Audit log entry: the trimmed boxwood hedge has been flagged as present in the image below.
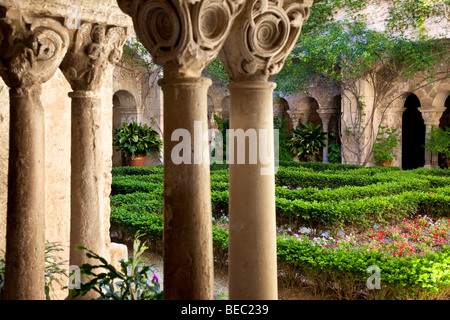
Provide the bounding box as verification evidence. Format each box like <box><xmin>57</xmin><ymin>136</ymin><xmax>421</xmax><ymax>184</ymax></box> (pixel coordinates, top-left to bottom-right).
<box><xmin>110</xmin><ymin>161</ymin><xmax>450</xmax><ymax>299</ymax></box>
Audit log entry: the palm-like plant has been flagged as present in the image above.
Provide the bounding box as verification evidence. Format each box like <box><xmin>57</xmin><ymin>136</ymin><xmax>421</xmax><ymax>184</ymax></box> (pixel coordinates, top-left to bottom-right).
<box><xmin>289</xmin><ymin>122</ymin><xmax>326</xmax><ymax>162</ymax></box>
<box><xmin>113</xmin><ymin>121</ymin><xmax>162</xmax><ymax>159</ymax></box>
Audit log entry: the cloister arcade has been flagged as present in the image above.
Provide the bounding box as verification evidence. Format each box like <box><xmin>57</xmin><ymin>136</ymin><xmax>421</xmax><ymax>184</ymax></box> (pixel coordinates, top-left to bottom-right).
<box><xmin>0</xmin><ymin>0</ymin><xmax>448</xmax><ymax>302</ymax></box>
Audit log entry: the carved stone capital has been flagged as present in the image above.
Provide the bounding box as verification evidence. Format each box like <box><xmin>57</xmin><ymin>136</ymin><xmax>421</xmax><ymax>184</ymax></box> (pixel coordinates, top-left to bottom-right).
<box><xmin>317</xmin><ymin>107</ymin><xmax>338</xmax><ymax>119</ymax></box>
<box><xmin>60</xmin><ymin>23</ymin><xmax>129</xmax><ymax>91</ymax></box>
<box><xmin>0</xmin><ymin>12</ymin><xmax>69</xmax><ymax>95</ymax></box>
<box><xmin>117</xmin><ymin>0</ymin><xmax>245</xmax><ymax>79</ymax></box>
<box><xmin>418</xmin><ymin>106</ymin><xmax>446</xmax><ymax>127</ymax></box>
<box><xmin>219</xmin><ymin>0</ymin><xmax>313</xmax><ymax>82</ymax></box>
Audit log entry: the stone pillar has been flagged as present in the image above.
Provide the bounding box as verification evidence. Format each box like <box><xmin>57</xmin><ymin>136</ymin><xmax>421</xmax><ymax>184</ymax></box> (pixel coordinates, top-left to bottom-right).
<box><xmin>117</xmin><ymin>0</ymin><xmax>244</xmax><ymax>300</ymax></box>
<box><xmin>419</xmin><ymin>106</ymin><xmax>446</xmax><ymax>169</ymax></box>
<box><xmin>0</xmin><ymin>15</ymin><xmax>69</xmax><ymax>300</ymax></box>
<box><xmin>388</xmin><ymin>105</ymin><xmax>406</xmax><ymax>168</ymax></box>
<box><xmin>159</xmin><ymin>77</ymin><xmax>214</xmax><ymax>300</ymax></box>
<box><xmin>227</xmin><ymin>80</ymin><xmax>278</xmax><ymax>299</ymax></box>
<box><xmin>60</xmin><ymin>23</ymin><xmax>128</xmax><ymax>299</ymax></box>
<box><xmin>220</xmin><ymin>0</ymin><xmax>312</xmax><ymax>300</ymax></box>
<box><xmin>317</xmin><ymin>109</ymin><xmax>337</xmax><ymax>163</ymax></box>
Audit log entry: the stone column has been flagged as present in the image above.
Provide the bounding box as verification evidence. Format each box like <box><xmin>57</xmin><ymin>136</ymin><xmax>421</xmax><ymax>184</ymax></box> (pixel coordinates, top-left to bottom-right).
<box><xmin>0</xmin><ymin>16</ymin><xmax>69</xmax><ymax>300</ymax></box>
<box><xmin>117</xmin><ymin>0</ymin><xmax>244</xmax><ymax>300</ymax></box>
<box><xmin>419</xmin><ymin>106</ymin><xmax>446</xmax><ymax>169</ymax></box>
<box><xmin>60</xmin><ymin>23</ymin><xmax>128</xmax><ymax>299</ymax></box>
<box><xmin>388</xmin><ymin>105</ymin><xmax>406</xmax><ymax>168</ymax></box>
<box><xmin>159</xmin><ymin>77</ymin><xmax>214</xmax><ymax>300</ymax></box>
<box><xmin>220</xmin><ymin>0</ymin><xmax>312</xmax><ymax>300</ymax></box>
<box><xmin>317</xmin><ymin>109</ymin><xmax>337</xmax><ymax>163</ymax></box>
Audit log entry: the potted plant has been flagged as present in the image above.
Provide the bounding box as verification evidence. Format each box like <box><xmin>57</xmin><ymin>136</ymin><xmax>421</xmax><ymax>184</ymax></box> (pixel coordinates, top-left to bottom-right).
<box><xmin>425</xmin><ymin>126</ymin><xmax>450</xmax><ymax>168</ymax></box>
<box><xmin>288</xmin><ymin>122</ymin><xmax>326</xmax><ymax>162</ymax></box>
<box><xmin>113</xmin><ymin>121</ymin><xmax>162</xmax><ymax>167</ymax></box>
<box><xmin>372</xmin><ymin>125</ymin><xmax>399</xmax><ymax>166</ymax></box>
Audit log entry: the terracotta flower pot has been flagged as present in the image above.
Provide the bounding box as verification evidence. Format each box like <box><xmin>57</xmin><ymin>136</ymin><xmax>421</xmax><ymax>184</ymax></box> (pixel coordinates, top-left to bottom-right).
<box><xmin>130</xmin><ymin>156</ymin><xmax>147</xmax><ymax>167</ymax></box>
<box><xmin>381</xmin><ymin>160</ymin><xmax>392</xmax><ymax>167</ymax></box>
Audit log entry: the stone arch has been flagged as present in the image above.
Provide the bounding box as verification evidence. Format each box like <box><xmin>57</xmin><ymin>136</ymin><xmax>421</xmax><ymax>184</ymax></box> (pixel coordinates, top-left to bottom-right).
<box><xmin>402</xmin><ymin>93</ymin><xmax>425</xmax><ymax>170</ymax></box>
<box><xmin>274</xmin><ymin>97</ymin><xmax>291</xmax><ymax>132</ymax></box>
<box><xmin>430</xmin><ymin>89</ymin><xmax>450</xmax><ymax>128</ymax></box>
<box><xmin>112</xmin><ymin>90</ymin><xmax>138</xmax><ymax>167</ymax></box>
<box><xmin>113</xmin><ymin>89</ymin><xmax>139</xmax><ymax>125</ymax></box>
<box><xmin>297</xmin><ymin>96</ymin><xmax>321</xmax><ymax>127</ymax></box>
<box><xmin>328</xmin><ymin>94</ymin><xmax>341</xmax><ymax>133</ymax></box>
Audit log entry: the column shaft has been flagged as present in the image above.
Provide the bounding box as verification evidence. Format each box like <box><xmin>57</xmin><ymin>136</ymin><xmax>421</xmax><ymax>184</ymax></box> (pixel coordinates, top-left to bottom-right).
<box><xmin>69</xmin><ymin>91</ymin><xmax>105</xmax><ymax>299</ymax></box>
<box><xmin>228</xmin><ymin>81</ymin><xmax>278</xmax><ymax>300</ymax></box>
<box><xmin>3</xmin><ymin>88</ymin><xmax>45</xmax><ymax>300</ymax></box>
<box><xmin>424</xmin><ymin>125</ymin><xmax>432</xmax><ymax>169</ymax></box>
<box><xmin>159</xmin><ymin>77</ymin><xmax>214</xmax><ymax>300</ymax></box>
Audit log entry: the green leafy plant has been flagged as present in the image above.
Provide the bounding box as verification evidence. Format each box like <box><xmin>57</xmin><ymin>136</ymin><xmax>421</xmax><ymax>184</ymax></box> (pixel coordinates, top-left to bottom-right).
<box><xmin>44</xmin><ymin>241</ymin><xmax>69</xmax><ymax>300</ymax></box>
<box><xmin>289</xmin><ymin>122</ymin><xmax>326</xmax><ymax>162</ymax></box>
<box><xmin>425</xmin><ymin>126</ymin><xmax>450</xmax><ymax>162</ymax></box>
<box><xmin>274</xmin><ymin>115</ymin><xmax>294</xmax><ymax>162</ymax></box>
<box><xmin>113</xmin><ymin>121</ymin><xmax>162</xmax><ymax>160</ymax></box>
<box><xmin>327</xmin><ymin>130</ymin><xmax>342</xmax><ymax>164</ymax></box>
<box><xmin>68</xmin><ymin>235</ymin><xmax>163</xmax><ymax>300</ymax></box>
<box><xmin>372</xmin><ymin>125</ymin><xmax>399</xmax><ymax>165</ymax></box>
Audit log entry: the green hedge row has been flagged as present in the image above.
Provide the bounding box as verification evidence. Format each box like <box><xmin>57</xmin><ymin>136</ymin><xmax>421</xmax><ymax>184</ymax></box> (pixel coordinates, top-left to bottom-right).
<box><xmin>275</xmin><ymin>187</ymin><xmax>450</xmax><ymax>230</ymax></box>
<box><xmin>110</xmin><ymin>163</ymin><xmax>450</xmax><ymax>298</ymax></box>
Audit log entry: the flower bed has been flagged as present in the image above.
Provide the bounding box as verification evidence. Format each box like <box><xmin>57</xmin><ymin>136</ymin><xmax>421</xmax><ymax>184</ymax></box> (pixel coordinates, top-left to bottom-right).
<box><xmin>277</xmin><ymin>214</ymin><xmax>450</xmax><ymax>299</ymax></box>
<box><xmin>110</xmin><ymin>161</ymin><xmax>450</xmax><ymax>299</ymax></box>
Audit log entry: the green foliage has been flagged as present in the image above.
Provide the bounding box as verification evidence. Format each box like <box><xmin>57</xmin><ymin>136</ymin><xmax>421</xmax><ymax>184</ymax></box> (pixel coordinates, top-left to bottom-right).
<box><xmin>289</xmin><ymin>122</ymin><xmax>326</xmax><ymax>161</ymax></box>
<box><xmin>327</xmin><ymin>130</ymin><xmax>342</xmax><ymax>164</ymax></box>
<box><xmin>275</xmin><ymin>18</ymin><xmax>448</xmax><ymax>96</ymax></box>
<box><xmin>44</xmin><ymin>241</ymin><xmax>69</xmax><ymax>300</ymax></box>
<box><xmin>425</xmin><ymin>126</ymin><xmax>450</xmax><ymax>160</ymax></box>
<box><xmin>120</xmin><ymin>36</ymin><xmax>157</xmax><ymax>71</ymax></box>
<box><xmin>204</xmin><ymin>57</ymin><xmax>229</xmax><ymax>86</ymax></box>
<box><xmin>274</xmin><ymin>115</ymin><xmax>294</xmax><ymax>162</ymax></box>
<box><xmin>113</xmin><ymin>121</ymin><xmax>162</xmax><ymax>159</ymax></box>
<box><xmin>68</xmin><ymin>236</ymin><xmax>163</xmax><ymax>300</ymax></box>
<box><xmin>372</xmin><ymin>125</ymin><xmax>400</xmax><ymax>164</ymax></box>
<box><xmin>110</xmin><ymin>162</ymin><xmax>450</xmax><ymax>299</ymax></box>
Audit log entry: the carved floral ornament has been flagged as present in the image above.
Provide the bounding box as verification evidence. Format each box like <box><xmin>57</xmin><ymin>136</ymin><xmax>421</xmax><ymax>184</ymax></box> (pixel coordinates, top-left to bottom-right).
<box><xmin>118</xmin><ymin>0</ymin><xmax>245</xmax><ymax>78</ymax></box>
<box><xmin>0</xmin><ymin>16</ymin><xmax>69</xmax><ymax>93</ymax></box>
<box><xmin>61</xmin><ymin>23</ymin><xmax>128</xmax><ymax>91</ymax></box>
<box><xmin>220</xmin><ymin>0</ymin><xmax>313</xmax><ymax>82</ymax></box>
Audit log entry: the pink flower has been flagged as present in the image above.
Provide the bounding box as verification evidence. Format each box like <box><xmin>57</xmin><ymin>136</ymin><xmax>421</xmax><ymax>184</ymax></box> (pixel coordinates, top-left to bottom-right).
<box><xmin>359</xmin><ymin>59</ymin><xmax>363</xmax><ymax>63</ymax></box>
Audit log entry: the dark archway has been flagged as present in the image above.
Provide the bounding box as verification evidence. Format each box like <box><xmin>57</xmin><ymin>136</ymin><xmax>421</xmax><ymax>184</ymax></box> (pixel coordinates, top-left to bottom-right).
<box><xmin>308</xmin><ymin>98</ymin><xmax>321</xmax><ymax>127</ymax></box>
<box><xmin>439</xmin><ymin>95</ymin><xmax>450</xmax><ymax>128</ymax></box>
<box><xmin>402</xmin><ymin>94</ymin><xmax>425</xmax><ymax>170</ymax></box>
